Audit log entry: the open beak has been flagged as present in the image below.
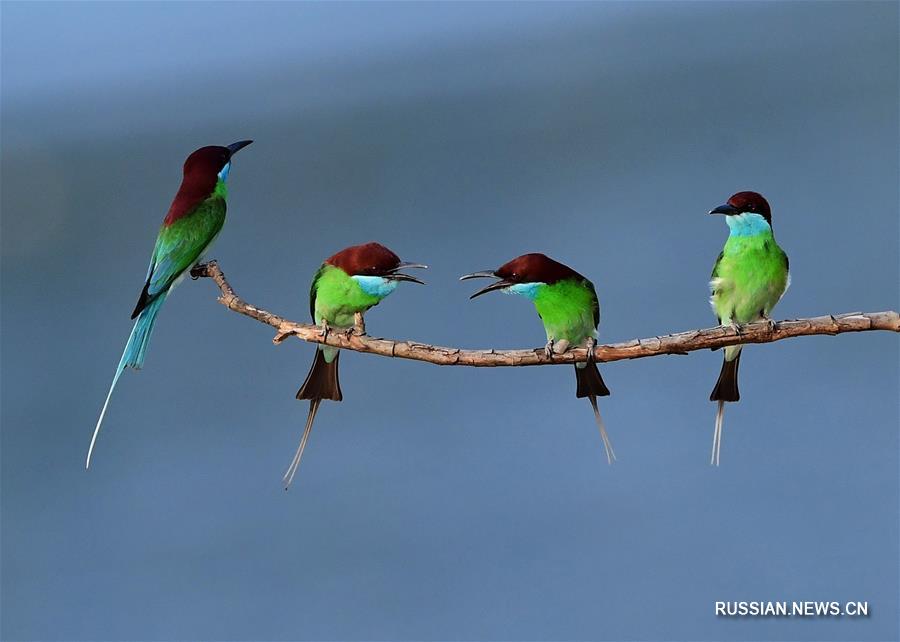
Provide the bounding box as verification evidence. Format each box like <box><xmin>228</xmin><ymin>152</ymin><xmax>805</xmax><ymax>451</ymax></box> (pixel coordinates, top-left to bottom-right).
<box><xmin>226</xmin><ymin>140</ymin><xmax>254</xmax><ymax>157</ymax></box>
<box><xmin>459</xmin><ymin>270</ymin><xmax>510</xmax><ymax>299</ymax></box>
<box><xmin>709</xmin><ymin>203</ymin><xmax>739</xmax><ymax>216</ymax></box>
<box><xmin>387</xmin><ymin>261</ymin><xmax>427</xmax><ymax>285</ymax></box>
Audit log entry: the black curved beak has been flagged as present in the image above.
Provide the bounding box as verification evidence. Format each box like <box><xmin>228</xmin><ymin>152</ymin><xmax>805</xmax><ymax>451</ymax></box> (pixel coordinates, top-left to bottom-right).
<box><xmin>459</xmin><ymin>270</ymin><xmax>510</xmax><ymax>299</ymax></box>
<box><xmin>709</xmin><ymin>203</ymin><xmax>739</xmax><ymax>216</ymax></box>
<box><xmin>396</xmin><ymin>262</ymin><xmax>428</xmax><ymax>271</ymax></box>
<box><xmin>226</xmin><ymin>140</ymin><xmax>253</xmax><ymax>157</ymax></box>
<box><xmin>387</xmin><ymin>261</ymin><xmax>427</xmax><ymax>285</ymax></box>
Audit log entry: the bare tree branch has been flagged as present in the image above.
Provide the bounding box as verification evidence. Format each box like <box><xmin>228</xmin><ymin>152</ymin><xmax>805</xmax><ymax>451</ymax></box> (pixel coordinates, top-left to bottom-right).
<box><xmin>192</xmin><ymin>261</ymin><xmax>899</xmax><ymax>367</ymax></box>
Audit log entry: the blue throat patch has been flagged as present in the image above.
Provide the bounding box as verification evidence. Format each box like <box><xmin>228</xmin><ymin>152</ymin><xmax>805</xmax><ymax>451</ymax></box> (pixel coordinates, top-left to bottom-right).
<box><xmin>352</xmin><ymin>275</ymin><xmax>398</xmax><ymax>298</ymax></box>
<box><xmin>217</xmin><ymin>161</ymin><xmax>232</xmax><ymax>182</ymax></box>
<box><xmin>726</xmin><ymin>212</ymin><xmax>771</xmax><ymax>237</ymax></box>
<box><xmin>504</xmin><ymin>282</ymin><xmax>544</xmax><ymax>300</ymax></box>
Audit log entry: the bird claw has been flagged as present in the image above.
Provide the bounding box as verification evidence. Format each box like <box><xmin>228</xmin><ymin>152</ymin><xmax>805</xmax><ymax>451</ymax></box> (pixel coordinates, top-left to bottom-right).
<box><xmin>343</xmin><ymin>324</ymin><xmax>366</xmax><ymax>338</ymax></box>
<box><xmin>585</xmin><ymin>337</ymin><xmax>597</xmax><ymax>364</ymax></box>
<box><xmin>190</xmin><ymin>262</ymin><xmax>210</xmax><ymax>280</ymax></box>
<box><xmin>730</xmin><ymin>322</ymin><xmax>743</xmax><ymax>338</ymax></box>
<box><xmin>319</xmin><ymin>321</ymin><xmax>331</xmax><ymax>339</ymax></box>
<box><xmin>352</xmin><ymin>312</ymin><xmax>367</xmax><ymax>337</ymax></box>
<box><xmin>544</xmin><ymin>339</ymin><xmax>554</xmax><ymax>360</ymax></box>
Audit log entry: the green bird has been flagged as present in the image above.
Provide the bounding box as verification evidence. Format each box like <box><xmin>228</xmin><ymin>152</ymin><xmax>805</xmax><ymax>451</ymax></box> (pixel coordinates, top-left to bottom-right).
<box><xmin>284</xmin><ymin>242</ymin><xmax>427</xmax><ymax>489</ymax></box>
<box><xmin>88</xmin><ymin>140</ymin><xmax>253</xmax><ymax>468</ymax></box>
<box><xmin>461</xmin><ymin>253</ymin><xmax>615</xmax><ymax>463</ymax></box>
<box><xmin>708</xmin><ymin>191</ymin><xmax>790</xmax><ymax>465</ymax></box>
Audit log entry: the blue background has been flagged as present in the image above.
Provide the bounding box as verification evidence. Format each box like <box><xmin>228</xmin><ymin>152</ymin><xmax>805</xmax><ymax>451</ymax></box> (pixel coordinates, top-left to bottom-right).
<box><xmin>2</xmin><ymin>2</ymin><xmax>898</xmax><ymax>640</ymax></box>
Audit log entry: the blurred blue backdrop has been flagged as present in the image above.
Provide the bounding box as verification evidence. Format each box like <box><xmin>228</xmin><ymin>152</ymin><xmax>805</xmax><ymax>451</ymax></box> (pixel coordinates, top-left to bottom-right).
<box><xmin>2</xmin><ymin>2</ymin><xmax>897</xmax><ymax>640</ymax></box>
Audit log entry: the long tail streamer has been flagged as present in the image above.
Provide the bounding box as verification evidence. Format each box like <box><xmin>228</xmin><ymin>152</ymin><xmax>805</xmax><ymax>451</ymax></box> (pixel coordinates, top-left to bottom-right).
<box><xmin>86</xmin><ymin>337</ymin><xmax>132</xmax><ymax>469</ymax></box>
<box><xmin>588</xmin><ymin>395</ymin><xmax>616</xmax><ymax>464</ymax></box>
<box><xmin>711</xmin><ymin>400</ymin><xmax>725</xmax><ymax>466</ymax></box>
<box><xmin>282</xmin><ymin>399</ymin><xmax>321</xmax><ymax>490</ymax></box>
<box><xmin>86</xmin><ymin>294</ymin><xmax>166</xmax><ymax>469</ymax></box>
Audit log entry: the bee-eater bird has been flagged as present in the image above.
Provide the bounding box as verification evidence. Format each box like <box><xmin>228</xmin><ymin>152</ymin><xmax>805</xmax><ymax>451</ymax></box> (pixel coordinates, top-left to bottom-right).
<box><xmin>87</xmin><ymin>140</ymin><xmax>253</xmax><ymax>469</ymax></box>
<box><xmin>708</xmin><ymin>191</ymin><xmax>790</xmax><ymax>465</ymax></box>
<box><xmin>284</xmin><ymin>242</ymin><xmax>427</xmax><ymax>489</ymax></box>
<box><xmin>460</xmin><ymin>253</ymin><xmax>615</xmax><ymax>463</ymax></box>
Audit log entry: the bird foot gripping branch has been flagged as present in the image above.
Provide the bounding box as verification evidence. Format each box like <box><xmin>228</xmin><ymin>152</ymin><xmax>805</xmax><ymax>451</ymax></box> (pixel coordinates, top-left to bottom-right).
<box><xmin>543</xmin><ymin>339</ymin><xmax>556</xmax><ymax>360</ymax></box>
<box><xmin>190</xmin><ymin>263</ymin><xmax>212</xmax><ymax>280</ymax></box>
<box><xmin>352</xmin><ymin>312</ymin><xmax>367</xmax><ymax>337</ymax></box>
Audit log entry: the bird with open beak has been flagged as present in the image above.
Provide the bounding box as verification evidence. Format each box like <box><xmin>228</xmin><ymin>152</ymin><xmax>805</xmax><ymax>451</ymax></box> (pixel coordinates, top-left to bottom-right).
<box><xmin>461</xmin><ymin>253</ymin><xmax>615</xmax><ymax>464</ymax></box>
<box><xmin>284</xmin><ymin>242</ymin><xmax>427</xmax><ymax>489</ymax></box>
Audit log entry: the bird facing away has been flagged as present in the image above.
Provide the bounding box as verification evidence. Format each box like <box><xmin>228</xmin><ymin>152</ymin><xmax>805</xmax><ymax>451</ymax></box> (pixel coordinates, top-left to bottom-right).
<box><xmin>708</xmin><ymin>191</ymin><xmax>790</xmax><ymax>465</ymax></box>
<box><xmin>461</xmin><ymin>253</ymin><xmax>615</xmax><ymax>463</ymax></box>
<box><xmin>87</xmin><ymin>140</ymin><xmax>253</xmax><ymax>468</ymax></box>
<box><xmin>284</xmin><ymin>242</ymin><xmax>427</xmax><ymax>489</ymax></box>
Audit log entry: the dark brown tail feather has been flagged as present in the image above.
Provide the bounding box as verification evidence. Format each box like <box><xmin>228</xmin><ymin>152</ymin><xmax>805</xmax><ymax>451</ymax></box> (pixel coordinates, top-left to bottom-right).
<box><xmin>575</xmin><ymin>363</ymin><xmax>610</xmax><ymax>398</ymax></box>
<box><xmin>296</xmin><ymin>350</ymin><xmax>343</xmax><ymax>401</ymax></box>
<box><xmin>710</xmin><ymin>352</ymin><xmax>741</xmax><ymax>402</ymax></box>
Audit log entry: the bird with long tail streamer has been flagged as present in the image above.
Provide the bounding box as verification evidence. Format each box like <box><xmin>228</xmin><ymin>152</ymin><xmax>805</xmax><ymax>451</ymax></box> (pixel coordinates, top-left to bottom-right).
<box><xmin>708</xmin><ymin>191</ymin><xmax>789</xmax><ymax>465</ymax></box>
<box><xmin>87</xmin><ymin>141</ymin><xmax>253</xmax><ymax>468</ymax></box>
<box><xmin>285</xmin><ymin>242</ymin><xmax>427</xmax><ymax>489</ymax></box>
<box><xmin>461</xmin><ymin>253</ymin><xmax>615</xmax><ymax>464</ymax></box>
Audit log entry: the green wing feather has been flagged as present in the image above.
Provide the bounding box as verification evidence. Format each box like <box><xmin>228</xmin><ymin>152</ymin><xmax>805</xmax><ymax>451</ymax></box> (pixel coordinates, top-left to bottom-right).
<box><xmin>710</xmin><ymin>250</ymin><xmax>725</xmax><ymax>324</ymax></box>
<box><xmin>132</xmin><ymin>196</ymin><xmax>226</xmax><ymax>318</ymax></box>
<box><xmin>584</xmin><ymin>278</ymin><xmax>600</xmax><ymax>328</ymax></box>
<box><xmin>710</xmin><ymin>250</ymin><xmax>724</xmax><ymax>280</ymax></box>
<box><xmin>308</xmin><ymin>264</ymin><xmax>327</xmax><ymax>321</ymax></box>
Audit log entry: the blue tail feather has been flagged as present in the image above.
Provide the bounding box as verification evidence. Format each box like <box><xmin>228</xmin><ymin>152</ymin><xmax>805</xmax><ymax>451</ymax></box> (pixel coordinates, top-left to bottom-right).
<box><xmin>86</xmin><ymin>293</ymin><xmax>167</xmax><ymax>468</ymax></box>
<box><xmin>123</xmin><ymin>293</ymin><xmax>166</xmax><ymax>369</ymax></box>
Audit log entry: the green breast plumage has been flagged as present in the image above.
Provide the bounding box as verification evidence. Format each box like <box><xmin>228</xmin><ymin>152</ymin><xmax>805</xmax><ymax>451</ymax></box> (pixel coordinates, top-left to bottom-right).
<box><xmin>310</xmin><ymin>265</ymin><xmax>389</xmax><ymax>327</ymax></box>
<box><xmin>531</xmin><ymin>278</ymin><xmax>599</xmax><ymax>345</ymax></box>
<box><xmin>710</xmin><ymin>227</ymin><xmax>789</xmax><ymax>325</ymax></box>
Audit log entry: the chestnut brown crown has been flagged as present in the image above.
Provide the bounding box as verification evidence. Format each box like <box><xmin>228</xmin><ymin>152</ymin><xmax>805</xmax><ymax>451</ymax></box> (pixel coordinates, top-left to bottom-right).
<box><xmin>325</xmin><ymin>242</ymin><xmax>405</xmax><ymax>276</ymax></box>
<box><xmin>494</xmin><ymin>253</ymin><xmax>585</xmax><ymax>285</ymax></box>
<box><xmin>709</xmin><ymin>191</ymin><xmax>773</xmax><ymax>225</ymax></box>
